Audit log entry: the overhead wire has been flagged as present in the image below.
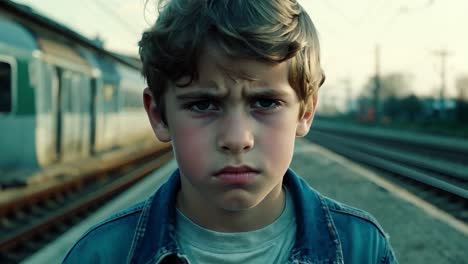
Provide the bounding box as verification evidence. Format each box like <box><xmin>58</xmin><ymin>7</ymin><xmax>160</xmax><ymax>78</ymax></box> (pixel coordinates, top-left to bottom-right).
<box><xmin>90</xmin><ymin>0</ymin><xmax>141</xmax><ymax>36</ymax></box>
<box><xmin>320</xmin><ymin>0</ymin><xmax>358</xmax><ymax>27</ymax></box>
<box><xmin>354</xmin><ymin>0</ymin><xmax>386</xmax><ymax>28</ymax></box>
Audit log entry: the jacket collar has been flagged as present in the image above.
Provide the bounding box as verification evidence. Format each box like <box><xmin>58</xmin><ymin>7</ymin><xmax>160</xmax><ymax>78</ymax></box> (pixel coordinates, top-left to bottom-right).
<box><xmin>128</xmin><ymin>168</ymin><xmax>343</xmax><ymax>264</ymax></box>
<box><xmin>284</xmin><ymin>168</ymin><xmax>344</xmax><ymax>263</ymax></box>
<box><xmin>127</xmin><ymin>170</ymin><xmax>182</xmax><ymax>264</ymax></box>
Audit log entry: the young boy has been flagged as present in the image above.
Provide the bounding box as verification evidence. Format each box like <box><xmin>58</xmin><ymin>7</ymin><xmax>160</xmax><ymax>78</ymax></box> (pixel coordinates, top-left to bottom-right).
<box><xmin>64</xmin><ymin>0</ymin><xmax>398</xmax><ymax>263</ymax></box>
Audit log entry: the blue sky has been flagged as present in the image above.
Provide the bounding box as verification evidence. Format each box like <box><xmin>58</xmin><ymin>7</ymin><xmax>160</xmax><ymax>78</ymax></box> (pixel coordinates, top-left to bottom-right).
<box><xmin>13</xmin><ymin>0</ymin><xmax>468</xmax><ymax>110</ymax></box>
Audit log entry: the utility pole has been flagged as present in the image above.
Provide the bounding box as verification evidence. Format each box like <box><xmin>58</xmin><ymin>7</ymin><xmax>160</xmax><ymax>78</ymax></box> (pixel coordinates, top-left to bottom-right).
<box><xmin>342</xmin><ymin>78</ymin><xmax>352</xmax><ymax>114</ymax></box>
<box><xmin>374</xmin><ymin>44</ymin><xmax>381</xmax><ymax>124</ymax></box>
<box><xmin>433</xmin><ymin>49</ymin><xmax>450</xmax><ymax>119</ymax></box>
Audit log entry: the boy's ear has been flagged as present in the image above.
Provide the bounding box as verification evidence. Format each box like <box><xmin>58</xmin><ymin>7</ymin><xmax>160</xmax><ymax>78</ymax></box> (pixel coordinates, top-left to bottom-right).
<box><xmin>296</xmin><ymin>96</ymin><xmax>318</xmax><ymax>137</ymax></box>
<box><xmin>143</xmin><ymin>88</ymin><xmax>171</xmax><ymax>142</ymax></box>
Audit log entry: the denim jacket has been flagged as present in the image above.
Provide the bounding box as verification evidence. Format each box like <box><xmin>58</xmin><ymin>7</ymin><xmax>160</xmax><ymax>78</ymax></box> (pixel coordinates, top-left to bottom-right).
<box><xmin>63</xmin><ymin>168</ymin><xmax>398</xmax><ymax>264</ymax></box>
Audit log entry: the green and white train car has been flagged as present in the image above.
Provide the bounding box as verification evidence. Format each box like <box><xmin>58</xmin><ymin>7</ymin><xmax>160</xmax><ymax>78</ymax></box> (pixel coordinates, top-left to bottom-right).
<box><xmin>0</xmin><ymin>1</ymin><xmax>155</xmax><ymax>174</ymax></box>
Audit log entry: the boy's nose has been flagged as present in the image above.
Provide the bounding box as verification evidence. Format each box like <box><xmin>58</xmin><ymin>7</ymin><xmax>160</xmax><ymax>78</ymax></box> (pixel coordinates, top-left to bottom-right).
<box><xmin>217</xmin><ymin>111</ymin><xmax>254</xmax><ymax>154</ymax></box>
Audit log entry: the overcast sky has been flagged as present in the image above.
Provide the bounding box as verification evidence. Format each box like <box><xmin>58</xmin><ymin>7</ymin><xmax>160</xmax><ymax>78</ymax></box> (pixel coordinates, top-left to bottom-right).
<box><xmin>12</xmin><ymin>0</ymin><xmax>468</xmax><ymax>108</ymax></box>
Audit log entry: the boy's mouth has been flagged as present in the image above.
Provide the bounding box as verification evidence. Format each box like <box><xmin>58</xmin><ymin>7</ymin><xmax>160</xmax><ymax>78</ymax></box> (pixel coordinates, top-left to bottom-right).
<box><xmin>213</xmin><ymin>165</ymin><xmax>260</xmax><ymax>184</ymax></box>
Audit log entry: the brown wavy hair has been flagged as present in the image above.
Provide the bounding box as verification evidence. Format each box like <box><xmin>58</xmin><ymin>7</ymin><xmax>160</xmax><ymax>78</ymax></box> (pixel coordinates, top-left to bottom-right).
<box><xmin>139</xmin><ymin>0</ymin><xmax>325</xmax><ymax>124</ymax></box>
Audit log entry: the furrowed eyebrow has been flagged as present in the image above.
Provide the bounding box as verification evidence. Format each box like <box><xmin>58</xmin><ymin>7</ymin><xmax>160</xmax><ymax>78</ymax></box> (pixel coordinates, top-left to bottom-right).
<box><xmin>246</xmin><ymin>89</ymin><xmax>290</xmax><ymax>98</ymax></box>
<box><xmin>175</xmin><ymin>91</ymin><xmax>227</xmax><ymax>100</ymax></box>
<box><xmin>176</xmin><ymin>89</ymin><xmax>289</xmax><ymax>100</ymax></box>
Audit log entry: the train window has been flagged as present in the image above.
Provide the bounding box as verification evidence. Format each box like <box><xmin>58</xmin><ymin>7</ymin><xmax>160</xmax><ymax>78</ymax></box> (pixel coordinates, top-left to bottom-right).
<box><xmin>0</xmin><ymin>61</ymin><xmax>12</xmax><ymax>113</ymax></box>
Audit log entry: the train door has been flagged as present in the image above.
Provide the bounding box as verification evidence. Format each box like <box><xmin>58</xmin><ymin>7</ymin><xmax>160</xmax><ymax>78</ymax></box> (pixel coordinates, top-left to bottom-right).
<box><xmin>37</xmin><ymin>37</ymin><xmax>93</xmax><ymax>162</ymax></box>
<box><xmin>89</xmin><ymin>78</ymin><xmax>97</xmax><ymax>154</ymax></box>
<box><xmin>101</xmin><ymin>82</ymin><xmax>118</xmax><ymax>150</ymax></box>
<box><xmin>0</xmin><ymin>59</ymin><xmax>12</xmax><ymax>114</ymax></box>
<box><xmin>53</xmin><ymin>67</ymin><xmax>63</xmax><ymax>160</ymax></box>
<box><xmin>73</xmin><ymin>73</ymin><xmax>92</xmax><ymax>158</ymax></box>
<box><xmin>107</xmin><ymin>83</ymin><xmax>119</xmax><ymax>148</ymax></box>
<box><xmin>69</xmin><ymin>73</ymin><xmax>82</xmax><ymax>158</ymax></box>
<box><xmin>59</xmin><ymin>70</ymin><xmax>80</xmax><ymax>162</ymax></box>
<box><xmin>55</xmin><ymin>68</ymin><xmax>75</xmax><ymax>162</ymax></box>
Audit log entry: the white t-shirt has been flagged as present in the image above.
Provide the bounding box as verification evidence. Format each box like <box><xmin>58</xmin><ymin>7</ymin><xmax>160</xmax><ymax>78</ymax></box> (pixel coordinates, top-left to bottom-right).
<box><xmin>175</xmin><ymin>187</ymin><xmax>296</xmax><ymax>264</ymax></box>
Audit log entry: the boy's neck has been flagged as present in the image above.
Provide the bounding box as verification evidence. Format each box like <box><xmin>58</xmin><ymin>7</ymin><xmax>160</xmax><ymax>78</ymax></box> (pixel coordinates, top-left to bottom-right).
<box><xmin>176</xmin><ymin>185</ymin><xmax>286</xmax><ymax>233</ymax></box>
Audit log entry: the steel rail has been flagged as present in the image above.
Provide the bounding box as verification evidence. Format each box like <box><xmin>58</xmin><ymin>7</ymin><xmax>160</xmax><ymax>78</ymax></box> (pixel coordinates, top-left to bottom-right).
<box><xmin>312</xmin><ymin>121</ymin><xmax>468</xmax><ymax>162</ymax></box>
<box><xmin>307</xmin><ymin>130</ymin><xmax>468</xmax><ymax>200</ymax></box>
<box><xmin>0</xmin><ymin>148</ymin><xmax>172</xmax><ymax>262</ymax></box>
<box><xmin>0</xmin><ymin>151</ymin><xmax>171</xmax><ymax>252</ymax></box>
<box><xmin>312</xmin><ymin>130</ymin><xmax>468</xmax><ymax>181</ymax></box>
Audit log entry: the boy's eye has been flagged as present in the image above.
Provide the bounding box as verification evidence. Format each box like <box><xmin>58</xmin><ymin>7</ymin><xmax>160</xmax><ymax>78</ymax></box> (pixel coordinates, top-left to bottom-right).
<box><xmin>186</xmin><ymin>100</ymin><xmax>218</xmax><ymax>112</ymax></box>
<box><xmin>252</xmin><ymin>98</ymin><xmax>281</xmax><ymax>109</ymax></box>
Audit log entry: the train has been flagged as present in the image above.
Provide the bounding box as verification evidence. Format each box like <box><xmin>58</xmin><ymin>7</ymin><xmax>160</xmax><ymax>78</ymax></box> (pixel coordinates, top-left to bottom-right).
<box><xmin>0</xmin><ymin>1</ymin><xmax>156</xmax><ymax>171</ymax></box>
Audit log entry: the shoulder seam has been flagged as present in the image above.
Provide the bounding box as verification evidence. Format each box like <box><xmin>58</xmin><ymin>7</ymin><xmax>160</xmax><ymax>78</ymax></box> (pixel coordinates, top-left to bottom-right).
<box><xmin>75</xmin><ymin>204</ymin><xmax>143</xmax><ymax>244</ymax></box>
<box><xmin>63</xmin><ymin>204</ymin><xmax>144</xmax><ymax>262</ymax></box>
<box><xmin>323</xmin><ymin>197</ymin><xmax>388</xmax><ymax>238</ymax></box>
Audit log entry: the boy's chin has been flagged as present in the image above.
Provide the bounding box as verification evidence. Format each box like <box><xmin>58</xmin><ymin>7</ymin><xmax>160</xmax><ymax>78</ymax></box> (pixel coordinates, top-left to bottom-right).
<box><xmin>214</xmin><ymin>192</ymin><xmax>267</xmax><ymax>212</ymax></box>
<box><xmin>218</xmin><ymin>202</ymin><xmax>256</xmax><ymax>212</ymax></box>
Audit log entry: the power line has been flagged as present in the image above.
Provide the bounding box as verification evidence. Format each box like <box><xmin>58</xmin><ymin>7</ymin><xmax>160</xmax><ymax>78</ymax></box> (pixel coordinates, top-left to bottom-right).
<box><xmin>320</xmin><ymin>1</ymin><xmax>357</xmax><ymax>26</ymax></box>
<box><xmin>354</xmin><ymin>0</ymin><xmax>386</xmax><ymax>27</ymax></box>
<box><xmin>90</xmin><ymin>0</ymin><xmax>140</xmax><ymax>36</ymax></box>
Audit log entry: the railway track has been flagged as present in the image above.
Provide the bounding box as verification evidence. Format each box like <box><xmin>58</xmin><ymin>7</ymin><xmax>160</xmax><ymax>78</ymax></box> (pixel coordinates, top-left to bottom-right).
<box><xmin>307</xmin><ymin>121</ymin><xmax>468</xmax><ymax>223</ymax></box>
<box><xmin>2</xmin><ymin>121</ymin><xmax>466</xmax><ymax>262</ymax></box>
<box><xmin>0</xmin><ymin>146</ymin><xmax>173</xmax><ymax>263</ymax></box>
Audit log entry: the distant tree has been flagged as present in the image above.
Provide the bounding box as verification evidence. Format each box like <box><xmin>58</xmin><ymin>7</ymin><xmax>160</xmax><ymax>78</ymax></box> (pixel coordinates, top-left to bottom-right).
<box><xmin>456</xmin><ymin>75</ymin><xmax>468</xmax><ymax>102</ymax></box>
<box><xmin>400</xmin><ymin>95</ymin><xmax>423</xmax><ymax>121</ymax></box>
<box><xmin>455</xmin><ymin>75</ymin><xmax>468</xmax><ymax>123</ymax></box>
<box><xmin>383</xmin><ymin>96</ymin><xmax>400</xmax><ymax>119</ymax></box>
<box><xmin>382</xmin><ymin>94</ymin><xmax>423</xmax><ymax>122</ymax></box>
<box><xmin>361</xmin><ymin>72</ymin><xmax>413</xmax><ymax>101</ymax></box>
<box><xmin>360</xmin><ymin>72</ymin><xmax>414</xmax><ymax>122</ymax></box>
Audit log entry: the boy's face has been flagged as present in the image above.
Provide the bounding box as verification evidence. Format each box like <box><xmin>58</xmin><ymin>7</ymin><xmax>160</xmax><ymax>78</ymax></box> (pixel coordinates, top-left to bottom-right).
<box><xmin>144</xmin><ymin>43</ymin><xmax>316</xmax><ymax>219</ymax></box>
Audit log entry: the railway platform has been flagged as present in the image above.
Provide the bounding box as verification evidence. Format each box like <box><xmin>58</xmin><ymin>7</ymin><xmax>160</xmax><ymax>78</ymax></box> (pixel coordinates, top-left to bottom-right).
<box><xmin>22</xmin><ymin>138</ymin><xmax>468</xmax><ymax>264</ymax></box>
